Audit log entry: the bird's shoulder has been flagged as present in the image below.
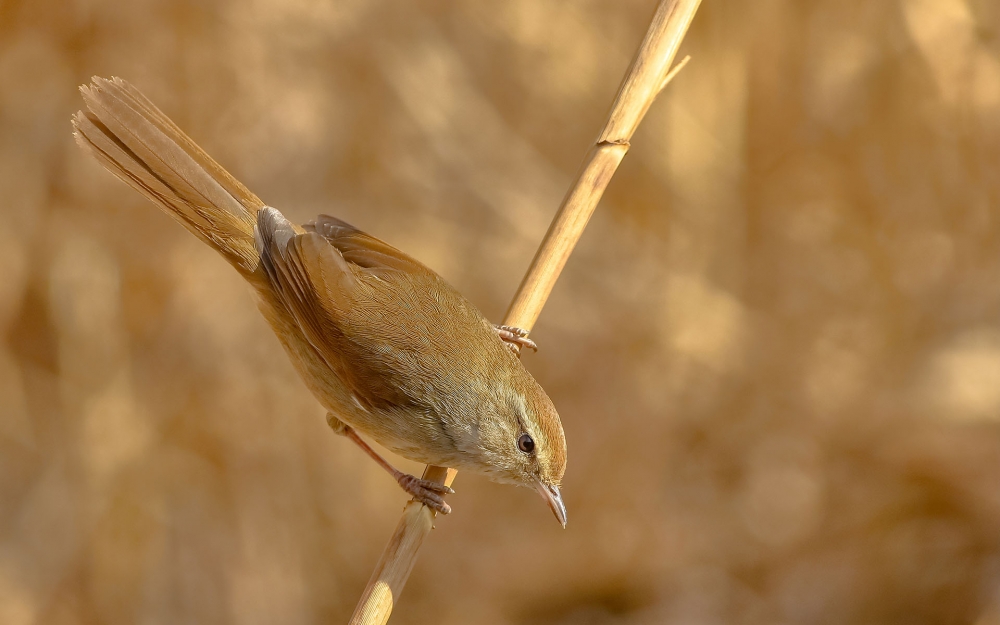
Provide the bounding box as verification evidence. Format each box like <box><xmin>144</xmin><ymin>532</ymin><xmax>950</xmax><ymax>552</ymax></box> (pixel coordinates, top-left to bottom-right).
<box><xmin>256</xmin><ymin>208</ymin><xmax>504</xmax><ymax>411</ymax></box>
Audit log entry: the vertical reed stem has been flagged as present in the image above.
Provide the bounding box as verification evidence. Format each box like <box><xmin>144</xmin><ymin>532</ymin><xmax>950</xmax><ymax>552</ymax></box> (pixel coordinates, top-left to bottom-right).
<box><xmin>349</xmin><ymin>1</ymin><xmax>702</xmax><ymax>622</ymax></box>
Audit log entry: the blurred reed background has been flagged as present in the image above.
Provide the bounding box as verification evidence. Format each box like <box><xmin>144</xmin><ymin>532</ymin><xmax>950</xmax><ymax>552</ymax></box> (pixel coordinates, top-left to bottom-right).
<box><xmin>2</xmin><ymin>0</ymin><xmax>1000</xmax><ymax>623</ymax></box>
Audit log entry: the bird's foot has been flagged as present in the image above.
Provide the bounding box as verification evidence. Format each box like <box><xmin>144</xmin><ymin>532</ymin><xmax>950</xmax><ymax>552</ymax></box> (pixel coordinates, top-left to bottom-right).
<box><xmin>394</xmin><ymin>473</ymin><xmax>454</xmax><ymax>514</ymax></box>
<box><xmin>494</xmin><ymin>324</ymin><xmax>538</xmax><ymax>354</ymax></box>
<box><xmin>332</xmin><ymin>417</ymin><xmax>455</xmax><ymax>514</ymax></box>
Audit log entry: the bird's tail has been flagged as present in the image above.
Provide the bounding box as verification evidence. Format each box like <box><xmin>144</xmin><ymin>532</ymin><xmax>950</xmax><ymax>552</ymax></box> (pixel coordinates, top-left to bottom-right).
<box><xmin>72</xmin><ymin>77</ymin><xmax>263</xmax><ymax>275</ymax></box>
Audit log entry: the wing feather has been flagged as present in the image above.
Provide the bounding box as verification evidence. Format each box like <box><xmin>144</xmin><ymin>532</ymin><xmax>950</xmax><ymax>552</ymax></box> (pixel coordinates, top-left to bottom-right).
<box><xmin>304</xmin><ymin>214</ymin><xmax>434</xmax><ymax>275</ymax></box>
<box><xmin>255</xmin><ymin>207</ymin><xmax>419</xmax><ymax>412</ymax></box>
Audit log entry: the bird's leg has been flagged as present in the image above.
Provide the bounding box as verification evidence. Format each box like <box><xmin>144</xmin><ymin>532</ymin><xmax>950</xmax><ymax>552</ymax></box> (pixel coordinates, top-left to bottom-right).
<box><xmin>494</xmin><ymin>324</ymin><xmax>538</xmax><ymax>354</ymax></box>
<box><xmin>326</xmin><ymin>413</ymin><xmax>454</xmax><ymax>514</ymax></box>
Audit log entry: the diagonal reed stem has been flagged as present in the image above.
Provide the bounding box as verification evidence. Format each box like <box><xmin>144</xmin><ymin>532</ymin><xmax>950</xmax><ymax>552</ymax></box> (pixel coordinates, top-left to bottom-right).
<box><xmin>349</xmin><ymin>1</ymin><xmax>702</xmax><ymax>623</ymax></box>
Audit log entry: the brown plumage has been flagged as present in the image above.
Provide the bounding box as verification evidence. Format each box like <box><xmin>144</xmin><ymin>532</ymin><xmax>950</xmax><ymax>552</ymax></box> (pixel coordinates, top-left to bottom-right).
<box><xmin>72</xmin><ymin>77</ymin><xmax>567</xmax><ymax>525</ymax></box>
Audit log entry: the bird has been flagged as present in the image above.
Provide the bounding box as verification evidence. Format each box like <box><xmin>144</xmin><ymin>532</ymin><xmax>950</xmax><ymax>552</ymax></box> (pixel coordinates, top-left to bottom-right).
<box><xmin>71</xmin><ymin>77</ymin><xmax>567</xmax><ymax>526</ymax></box>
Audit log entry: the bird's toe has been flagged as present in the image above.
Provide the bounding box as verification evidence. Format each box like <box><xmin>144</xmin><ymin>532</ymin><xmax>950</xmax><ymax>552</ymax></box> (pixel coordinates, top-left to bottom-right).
<box><xmin>396</xmin><ymin>474</ymin><xmax>454</xmax><ymax>513</ymax></box>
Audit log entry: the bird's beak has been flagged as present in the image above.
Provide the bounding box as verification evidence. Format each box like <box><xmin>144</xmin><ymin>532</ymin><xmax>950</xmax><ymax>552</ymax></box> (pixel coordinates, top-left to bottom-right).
<box><xmin>535</xmin><ymin>482</ymin><xmax>567</xmax><ymax>528</ymax></box>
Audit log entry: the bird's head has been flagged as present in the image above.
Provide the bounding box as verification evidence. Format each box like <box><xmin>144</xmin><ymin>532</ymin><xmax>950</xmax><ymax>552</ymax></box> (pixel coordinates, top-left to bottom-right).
<box><xmin>470</xmin><ymin>371</ymin><xmax>567</xmax><ymax>527</ymax></box>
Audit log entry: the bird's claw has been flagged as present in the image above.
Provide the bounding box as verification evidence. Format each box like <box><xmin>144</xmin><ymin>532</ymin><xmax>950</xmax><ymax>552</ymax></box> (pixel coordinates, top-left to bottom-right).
<box><xmin>494</xmin><ymin>324</ymin><xmax>538</xmax><ymax>354</ymax></box>
<box><xmin>396</xmin><ymin>473</ymin><xmax>454</xmax><ymax>514</ymax></box>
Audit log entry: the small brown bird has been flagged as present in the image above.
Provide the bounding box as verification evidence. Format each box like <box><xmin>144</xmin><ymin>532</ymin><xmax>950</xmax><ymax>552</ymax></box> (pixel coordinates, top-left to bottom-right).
<box><xmin>72</xmin><ymin>77</ymin><xmax>567</xmax><ymax>526</ymax></box>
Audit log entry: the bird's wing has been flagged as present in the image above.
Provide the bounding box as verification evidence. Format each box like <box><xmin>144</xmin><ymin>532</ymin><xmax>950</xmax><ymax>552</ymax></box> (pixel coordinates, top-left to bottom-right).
<box><xmin>255</xmin><ymin>207</ymin><xmax>351</xmax><ymax>359</ymax></box>
<box><xmin>303</xmin><ymin>214</ymin><xmax>437</xmax><ymax>277</ymax></box>
<box><xmin>254</xmin><ymin>207</ymin><xmax>426</xmax><ymax>412</ymax></box>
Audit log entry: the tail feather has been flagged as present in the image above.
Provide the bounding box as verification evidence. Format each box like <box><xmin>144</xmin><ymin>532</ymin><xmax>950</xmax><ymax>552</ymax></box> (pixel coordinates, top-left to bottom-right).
<box><xmin>72</xmin><ymin>76</ymin><xmax>263</xmax><ymax>274</ymax></box>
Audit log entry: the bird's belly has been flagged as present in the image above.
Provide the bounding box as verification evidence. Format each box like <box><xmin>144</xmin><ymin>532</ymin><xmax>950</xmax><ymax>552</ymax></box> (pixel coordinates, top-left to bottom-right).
<box><xmin>255</xmin><ymin>294</ymin><xmax>461</xmax><ymax>467</ymax></box>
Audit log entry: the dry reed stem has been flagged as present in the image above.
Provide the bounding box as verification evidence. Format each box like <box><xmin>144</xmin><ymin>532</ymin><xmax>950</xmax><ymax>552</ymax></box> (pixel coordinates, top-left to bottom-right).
<box><xmin>349</xmin><ymin>1</ymin><xmax>701</xmax><ymax>623</ymax></box>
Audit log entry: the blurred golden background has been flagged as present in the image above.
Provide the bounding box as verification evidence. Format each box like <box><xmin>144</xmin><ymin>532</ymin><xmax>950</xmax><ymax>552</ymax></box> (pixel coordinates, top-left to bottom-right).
<box><xmin>2</xmin><ymin>0</ymin><xmax>1000</xmax><ymax>623</ymax></box>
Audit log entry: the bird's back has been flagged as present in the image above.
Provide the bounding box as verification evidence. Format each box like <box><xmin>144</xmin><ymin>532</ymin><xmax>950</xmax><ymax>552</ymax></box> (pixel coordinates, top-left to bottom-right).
<box><xmin>256</xmin><ymin>208</ymin><xmax>522</xmax><ymax>466</ymax></box>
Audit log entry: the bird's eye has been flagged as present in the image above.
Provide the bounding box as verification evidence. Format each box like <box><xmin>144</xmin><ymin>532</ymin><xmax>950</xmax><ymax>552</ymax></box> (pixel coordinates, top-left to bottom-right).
<box><xmin>517</xmin><ymin>433</ymin><xmax>535</xmax><ymax>454</ymax></box>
